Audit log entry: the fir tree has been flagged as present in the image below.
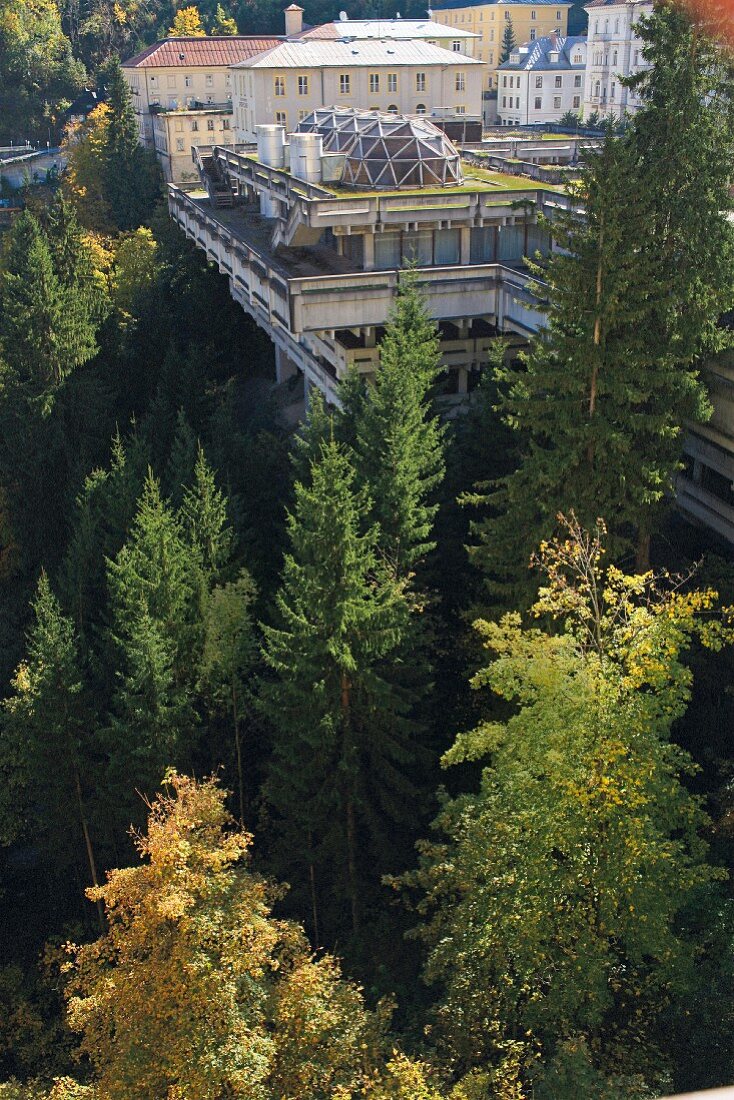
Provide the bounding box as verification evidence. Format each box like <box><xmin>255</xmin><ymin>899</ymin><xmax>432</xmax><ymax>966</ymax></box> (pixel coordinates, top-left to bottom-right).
<box><xmin>352</xmin><ymin>273</ymin><xmax>446</xmax><ymax>581</ymax></box>
<box><xmin>180</xmin><ymin>444</ymin><xmax>233</xmax><ymax>585</ymax></box>
<box><xmin>261</xmin><ymin>439</ymin><xmax>417</xmax><ymax>941</ymax></box>
<box><xmin>500</xmin><ymin>18</ymin><xmax>516</xmax><ymax>63</ymax></box>
<box><xmin>102</xmin><ymin>59</ymin><xmax>161</xmax><ymax>232</ymax></box>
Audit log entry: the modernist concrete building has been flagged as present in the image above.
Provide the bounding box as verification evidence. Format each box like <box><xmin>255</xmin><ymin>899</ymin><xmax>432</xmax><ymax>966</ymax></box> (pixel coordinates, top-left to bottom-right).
<box><xmin>230</xmin><ymin>39</ymin><xmax>484</xmax><ymax>142</ymax></box>
<box><xmin>122</xmin><ymin>35</ymin><xmax>282</xmax><ymax>181</ymax></box>
<box><xmin>497</xmin><ymin>33</ymin><xmax>586</xmax><ymax>125</ymax></box>
<box><xmin>430</xmin><ymin>0</ymin><xmax>572</xmax><ymax>122</ymax></box>
<box><xmin>583</xmin><ymin>0</ymin><xmax>652</xmax><ymax>120</ymax></box>
<box><xmin>168</xmin><ymin>108</ymin><xmax>562</xmax><ymax>404</ymax></box>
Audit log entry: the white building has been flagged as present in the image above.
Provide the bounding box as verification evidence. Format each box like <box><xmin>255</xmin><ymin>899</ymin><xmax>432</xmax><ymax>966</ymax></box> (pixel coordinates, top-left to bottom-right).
<box><xmin>498</xmin><ymin>34</ymin><xmax>586</xmax><ymax>125</ymax></box>
<box><xmin>231</xmin><ymin>39</ymin><xmax>484</xmax><ymax>141</ymax></box>
<box><xmin>583</xmin><ymin>0</ymin><xmax>652</xmax><ymax>121</ymax></box>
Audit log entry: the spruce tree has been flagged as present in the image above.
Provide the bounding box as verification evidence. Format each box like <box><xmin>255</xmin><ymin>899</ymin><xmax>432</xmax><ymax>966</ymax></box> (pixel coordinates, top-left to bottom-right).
<box><xmin>102</xmin><ymin>59</ymin><xmax>161</xmax><ymax>232</ymax></box>
<box><xmin>0</xmin><ymin>575</ymin><xmax>104</xmax><ymax>923</ymax></box>
<box><xmin>352</xmin><ymin>273</ymin><xmax>446</xmax><ymax>581</ymax></box>
<box><xmin>180</xmin><ymin>444</ymin><xmax>233</xmax><ymax>586</ymax></box>
<box><xmin>261</xmin><ymin>438</ymin><xmax>417</xmax><ymax>941</ymax></box>
<box><xmin>500</xmin><ymin>18</ymin><xmax>516</xmax><ymax>63</ymax></box>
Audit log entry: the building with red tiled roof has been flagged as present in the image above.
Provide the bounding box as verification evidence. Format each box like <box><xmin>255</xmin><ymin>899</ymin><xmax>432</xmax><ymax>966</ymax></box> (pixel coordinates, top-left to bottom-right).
<box><xmin>123</xmin><ymin>36</ymin><xmax>283</xmax><ymax>68</ymax></box>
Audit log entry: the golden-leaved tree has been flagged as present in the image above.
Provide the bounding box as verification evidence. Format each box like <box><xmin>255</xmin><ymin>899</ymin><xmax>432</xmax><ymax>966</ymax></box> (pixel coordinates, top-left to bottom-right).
<box><xmin>65</xmin><ymin>773</ymin><xmax>387</xmax><ymax>1100</ymax></box>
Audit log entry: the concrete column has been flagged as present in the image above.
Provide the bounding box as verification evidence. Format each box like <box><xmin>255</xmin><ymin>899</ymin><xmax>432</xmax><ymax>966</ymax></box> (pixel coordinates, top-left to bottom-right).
<box><xmin>275</xmin><ymin>345</ymin><xmax>299</xmax><ymax>384</ymax></box>
<box><xmin>457</xmin><ymin>367</ymin><xmax>468</xmax><ymax>395</ymax></box>
<box><xmin>363</xmin><ymin>231</ymin><xmax>375</xmax><ymax>272</ymax></box>
<box><xmin>364</xmin><ymin>327</ymin><xmax>376</xmax><ymax>348</ymax></box>
<box><xmin>460</xmin><ymin>226</ymin><xmax>471</xmax><ymax>266</ymax></box>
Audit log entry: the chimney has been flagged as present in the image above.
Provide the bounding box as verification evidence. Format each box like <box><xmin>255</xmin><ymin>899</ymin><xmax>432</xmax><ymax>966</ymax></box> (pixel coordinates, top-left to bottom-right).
<box><xmin>284</xmin><ymin>3</ymin><xmax>304</xmax><ymax>35</ymax></box>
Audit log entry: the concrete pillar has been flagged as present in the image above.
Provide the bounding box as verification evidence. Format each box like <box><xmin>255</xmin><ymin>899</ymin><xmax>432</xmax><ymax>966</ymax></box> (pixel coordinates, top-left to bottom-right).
<box><xmin>460</xmin><ymin>226</ymin><xmax>471</xmax><ymax>266</ymax></box>
<box><xmin>363</xmin><ymin>231</ymin><xmax>375</xmax><ymax>272</ymax></box>
<box><xmin>302</xmin><ymin>370</ymin><xmax>311</xmax><ymax>412</ymax></box>
<box><xmin>364</xmin><ymin>327</ymin><xmax>376</xmax><ymax>348</ymax></box>
<box><xmin>457</xmin><ymin>367</ymin><xmax>468</xmax><ymax>395</ymax></box>
<box><xmin>275</xmin><ymin>345</ymin><xmax>299</xmax><ymax>384</ymax></box>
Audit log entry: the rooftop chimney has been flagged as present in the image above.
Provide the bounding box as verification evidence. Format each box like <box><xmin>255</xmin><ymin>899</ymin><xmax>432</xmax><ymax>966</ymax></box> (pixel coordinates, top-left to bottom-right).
<box><xmin>284</xmin><ymin>3</ymin><xmax>304</xmax><ymax>35</ymax></box>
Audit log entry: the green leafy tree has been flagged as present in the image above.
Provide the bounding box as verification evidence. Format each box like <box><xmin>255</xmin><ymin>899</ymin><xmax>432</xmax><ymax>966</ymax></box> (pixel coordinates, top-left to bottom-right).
<box><xmin>261</xmin><ymin>437</ymin><xmax>417</xmax><ymax>942</ymax></box>
<box><xmin>212</xmin><ymin>3</ymin><xmax>238</xmax><ymax>33</ymax></box>
<box><xmin>66</xmin><ymin>772</ymin><xmax>385</xmax><ymax>1100</ymax></box>
<box><xmin>0</xmin><ymin>575</ymin><xmax>104</xmax><ymax>923</ymax></box>
<box><xmin>402</xmin><ymin>517</ymin><xmax>731</xmax><ymax>1097</ymax></box>
<box><xmin>499</xmin><ymin>18</ymin><xmax>516</xmax><ymax>63</ymax></box>
<box><xmin>102</xmin><ymin>58</ymin><xmax>161</xmax><ymax>232</ymax></box>
<box><xmin>169</xmin><ymin>5</ymin><xmax>207</xmax><ymax>35</ymax></box>
<box><xmin>199</xmin><ymin>570</ymin><xmax>258</xmax><ymax>824</ymax></box>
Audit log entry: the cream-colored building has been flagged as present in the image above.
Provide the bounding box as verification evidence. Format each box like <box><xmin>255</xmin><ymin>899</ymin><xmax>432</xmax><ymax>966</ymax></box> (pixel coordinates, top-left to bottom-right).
<box><xmin>123</xmin><ymin>35</ymin><xmax>281</xmax><ymax>181</ymax></box>
<box><xmin>231</xmin><ymin>39</ymin><xmax>484</xmax><ymax>142</ymax></box>
<box><xmin>431</xmin><ymin>0</ymin><xmax>572</xmax><ymax>122</ymax></box>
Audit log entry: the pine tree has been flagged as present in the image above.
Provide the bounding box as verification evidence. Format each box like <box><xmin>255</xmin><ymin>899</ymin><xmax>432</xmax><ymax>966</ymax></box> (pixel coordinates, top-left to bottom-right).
<box><xmin>261</xmin><ymin>438</ymin><xmax>417</xmax><ymax>941</ymax></box>
<box><xmin>500</xmin><ymin>18</ymin><xmax>516</xmax><ymax>63</ymax></box>
<box><xmin>180</xmin><ymin>444</ymin><xmax>233</xmax><ymax>585</ymax></box>
<box><xmin>0</xmin><ymin>575</ymin><xmax>104</xmax><ymax>924</ymax></box>
<box><xmin>104</xmin><ymin>472</ymin><xmax>200</xmax><ymax>813</ymax></box>
<box><xmin>45</xmin><ymin>193</ymin><xmax>109</xmax><ymax>329</ymax></box>
<box><xmin>351</xmin><ymin>273</ymin><xmax>446</xmax><ymax>581</ymax></box>
<box><xmin>102</xmin><ymin>59</ymin><xmax>161</xmax><ymax>232</ymax></box>
<box><xmin>0</xmin><ymin>212</ymin><xmax>86</xmax><ymax>403</ymax></box>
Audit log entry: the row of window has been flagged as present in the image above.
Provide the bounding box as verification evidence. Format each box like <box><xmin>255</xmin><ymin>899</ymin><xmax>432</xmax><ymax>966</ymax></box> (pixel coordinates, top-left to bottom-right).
<box><xmin>442</xmin><ymin>8</ymin><xmax>563</xmax><ymax>22</ymax></box>
<box><xmin>272</xmin><ymin>72</ymin><xmax>443</xmax><ymax>96</ymax></box>
<box><xmin>149</xmin><ymin>73</ymin><xmax>219</xmax><ymax>88</ymax></box>
<box><xmin>268</xmin><ymin>104</ymin><xmax>466</xmax><ymax>127</ymax></box>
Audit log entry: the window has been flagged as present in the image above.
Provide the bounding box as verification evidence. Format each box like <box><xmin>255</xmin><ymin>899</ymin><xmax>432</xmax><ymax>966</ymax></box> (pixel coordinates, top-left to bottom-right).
<box><xmin>502</xmin><ymin>95</ymin><xmax>506</xmax><ymax>106</ymax></box>
<box><xmin>298</xmin><ymin>75</ymin><xmax>308</xmax><ymax>95</ymax></box>
<box><xmin>205</xmin><ymin>74</ymin><xmax>213</xmax><ymax>87</ymax></box>
<box><xmin>572</xmin><ymin>95</ymin><xmax>580</xmax><ymax>108</ymax></box>
<box><xmin>340</xmin><ymin>73</ymin><xmax>351</xmax><ymax>94</ymax></box>
<box><xmin>614</xmin><ymin>17</ymin><xmax>619</xmax><ymax>31</ymax></box>
<box><xmin>611</xmin><ymin>81</ymin><xmax>616</xmax><ymax>98</ymax></box>
<box><xmin>534</xmin><ymin>96</ymin><xmax>542</xmax><ymax>109</ymax></box>
<box><xmin>275</xmin><ymin>110</ymin><xmax>287</xmax><ymax>126</ymax></box>
<box><xmin>387</xmin><ymin>103</ymin><xmax>398</xmax><ymax>113</ymax></box>
<box><xmin>207</xmin><ymin>118</ymin><xmax>214</xmax><ymax>130</ymax></box>
<box><xmin>633</xmin><ymin>49</ymin><xmax>639</xmax><ymax>65</ymax></box>
<box><xmin>168</xmin><ymin>97</ymin><xmax>177</xmax><ymax>109</ymax></box>
<box><xmin>553</xmin><ymin>95</ymin><xmax>561</xmax><ymax>108</ymax></box>
<box><xmin>185</xmin><ymin>75</ymin><xmax>192</xmax><ymax>87</ymax></box>
<box><xmin>456</xmin><ymin>104</ymin><xmax>466</xmax><ymax>113</ymax></box>
<box><xmin>222</xmin><ymin>118</ymin><xmax>230</xmax><ymax>128</ymax></box>
<box><xmin>488</xmin><ymin>52</ymin><xmax>494</xmax><ymax>64</ymax></box>
<box><xmin>535</xmin><ymin>75</ymin><xmax>542</xmax><ymax>88</ymax></box>
<box><xmin>455</xmin><ymin>72</ymin><xmax>465</xmax><ymax>91</ymax></box>
<box><xmin>176</xmin><ymin>138</ymin><xmax>184</xmax><ymax>151</ymax></box>
<box><xmin>298</xmin><ymin>109</ymin><xmax>308</xmax><ymax>120</ymax></box>
<box><xmin>452</xmin><ymin>40</ymin><xmax>461</xmax><ymax>50</ymax></box>
<box><xmin>274</xmin><ymin>76</ymin><xmax>285</xmax><ymax>96</ymax></box>
<box><xmin>434</xmin><ymin>227</ymin><xmax>460</xmax><ymax>264</ymax></box>
<box><xmin>388</xmin><ymin>73</ymin><xmax>397</xmax><ymax>92</ymax></box>
<box><xmin>416</xmin><ymin>102</ymin><xmax>426</xmax><ymax>113</ymax></box>
<box><xmin>555</xmin><ymin>75</ymin><xmax>562</xmax><ymax>87</ymax></box>
<box><xmin>503</xmin><ymin>75</ymin><xmax>507</xmax><ymax>88</ymax></box>
<box><xmin>530</xmin><ymin>27</ymin><xmax>536</xmax><ymax>39</ymax></box>
<box><xmin>490</xmin><ymin>28</ymin><xmax>494</xmax><ymax>40</ymax></box>
<box><xmin>167</xmin><ymin>75</ymin><xmax>176</xmax><ymax>88</ymax></box>
<box><xmin>556</xmin><ymin>9</ymin><xmax>561</xmax><ymax>18</ymax></box>
<box><xmin>531</xmin><ymin>8</ymin><xmax>536</xmax><ymax>17</ymax></box>
<box><xmin>574</xmin><ymin>74</ymin><xmax>582</xmax><ymax>87</ymax></box>
<box><xmin>416</xmin><ymin>72</ymin><xmax>426</xmax><ymax>92</ymax></box>
<box><xmin>612</xmin><ymin>49</ymin><xmax>618</xmax><ymax>65</ymax></box>
<box><xmin>515</xmin><ymin>96</ymin><xmax>520</xmax><ymax>108</ymax></box>
<box><xmin>594</xmin><ymin>80</ymin><xmax>600</xmax><ymax>97</ymax></box>
<box><xmin>369</xmin><ymin>73</ymin><xmax>379</xmax><ymax>93</ymax></box>
<box><xmin>175</xmin><ymin>119</ymin><xmax>183</xmax><ymax>132</ymax></box>
<box><xmin>573</xmin><ymin>53</ymin><xmax>582</xmax><ymax>63</ymax></box>
<box><xmin>504</xmin><ymin>9</ymin><xmax>510</xmax><ymax>18</ymax></box>
<box><xmin>190</xmin><ymin>120</ymin><xmax>198</xmax><ymax>131</ymax></box>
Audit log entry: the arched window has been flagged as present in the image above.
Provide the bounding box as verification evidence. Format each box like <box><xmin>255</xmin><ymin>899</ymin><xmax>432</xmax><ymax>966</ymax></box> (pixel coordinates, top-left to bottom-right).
<box><xmin>387</xmin><ymin>103</ymin><xmax>398</xmax><ymax>113</ymax></box>
<box><xmin>594</xmin><ymin>80</ymin><xmax>600</xmax><ymax>98</ymax></box>
<box><xmin>416</xmin><ymin>103</ymin><xmax>427</xmax><ymax>114</ymax></box>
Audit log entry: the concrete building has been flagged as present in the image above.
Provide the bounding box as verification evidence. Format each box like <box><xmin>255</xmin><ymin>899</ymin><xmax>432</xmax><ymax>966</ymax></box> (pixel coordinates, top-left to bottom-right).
<box><xmin>430</xmin><ymin>0</ymin><xmax>572</xmax><ymax>122</ymax></box>
<box><xmin>168</xmin><ymin>108</ymin><xmax>562</xmax><ymax>404</ymax></box>
<box><xmin>231</xmin><ymin>40</ymin><xmax>484</xmax><ymax>142</ymax></box>
<box><xmin>583</xmin><ymin>0</ymin><xmax>652</xmax><ymax>120</ymax></box>
<box><xmin>498</xmin><ymin>33</ymin><xmax>586</xmax><ymax>124</ymax></box>
<box><xmin>122</xmin><ymin>35</ymin><xmax>282</xmax><ymax>181</ymax></box>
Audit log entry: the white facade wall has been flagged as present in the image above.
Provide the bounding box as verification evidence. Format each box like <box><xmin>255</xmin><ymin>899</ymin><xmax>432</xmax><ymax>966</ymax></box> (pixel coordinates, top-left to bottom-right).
<box><xmin>124</xmin><ymin>63</ymin><xmax>233</xmax><ymax>147</ymax></box>
<box><xmin>232</xmin><ymin>61</ymin><xmax>483</xmax><ymax>140</ymax></box>
<box><xmin>153</xmin><ymin>109</ymin><xmax>234</xmax><ymax>183</ymax></box>
<box><xmin>583</xmin><ymin>0</ymin><xmax>652</xmax><ymax>120</ymax></box>
<box><xmin>497</xmin><ymin>38</ymin><xmax>586</xmax><ymax>126</ymax></box>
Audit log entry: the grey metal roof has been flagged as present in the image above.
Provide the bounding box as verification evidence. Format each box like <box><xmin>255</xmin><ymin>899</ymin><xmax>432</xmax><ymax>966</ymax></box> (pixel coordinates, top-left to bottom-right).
<box><xmin>499</xmin><ymin>34</ymin><xmax>586</xmax><ymax>70</ymax></box>
<box><xmin>308</xmin><ymin>18</ymin><xmax>479</xmax><ymax>39</ymax></box>
<box><xmin>433</xmin><ymin>0</ymin><xmax>570</xmax><ymax>9</ymax></box>
<box><xmin>233</xmin><ymin>38</ymin><xmax>484</xmax><ymax>68</ymax></box>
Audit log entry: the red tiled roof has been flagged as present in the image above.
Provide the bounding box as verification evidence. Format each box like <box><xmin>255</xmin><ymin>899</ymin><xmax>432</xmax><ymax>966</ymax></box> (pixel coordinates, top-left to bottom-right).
<box><xmin>297</xmin><ymin>23</ymin><xmax>341</xmax><ymax>37</ymax></box>
<box><xmin>123</xmin><ymin>36</ymin><xmax>283</xmax><ymax>68</ymax></box>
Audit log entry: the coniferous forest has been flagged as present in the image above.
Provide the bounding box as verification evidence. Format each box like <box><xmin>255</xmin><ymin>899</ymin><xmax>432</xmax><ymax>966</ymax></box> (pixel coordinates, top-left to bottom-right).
<box><xmin>2</xmin><ymin>1</ymin><xmax>734</xmax><ymax>1097</ymax></box>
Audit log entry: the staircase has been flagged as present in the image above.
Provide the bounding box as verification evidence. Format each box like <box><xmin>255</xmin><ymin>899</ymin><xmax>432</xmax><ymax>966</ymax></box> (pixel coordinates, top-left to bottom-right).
<box><xmin>197</xmin><ymin>150</ymin><xmax>236</xmax><ymax>208</ymax></box>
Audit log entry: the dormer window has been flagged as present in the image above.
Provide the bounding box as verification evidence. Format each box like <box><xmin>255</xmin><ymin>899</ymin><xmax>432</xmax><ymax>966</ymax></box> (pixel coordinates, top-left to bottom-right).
<box><xmin>510</xmin><ymin>51</ymin><xmax>520</xmax><ymax>63</ymax></box>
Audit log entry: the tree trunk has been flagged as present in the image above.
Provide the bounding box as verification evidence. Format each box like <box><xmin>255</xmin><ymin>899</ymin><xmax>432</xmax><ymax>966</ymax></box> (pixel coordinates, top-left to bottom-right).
<box><xmin>587</xmin><ymin>215</ymin><xmax>605</xmax><ymax>466</ymax></box>
<box><xmin>231</xmin><ymin>679</ymin><xmax>245</xmax><ymax>825</ymax></box>
<box><xmin>74</xmin><ymin>767</ymin><xmax>104</xmax><ymax>930</ymax></box>
<box><xmin>340</xmin><ymin>671</ymin><xmax>360</xmax><ymax>934</ymax></box>
<box><xmin>635</xmin><ymin>529</ymin><xmax>651</xmax><ymax>572</ymax></box>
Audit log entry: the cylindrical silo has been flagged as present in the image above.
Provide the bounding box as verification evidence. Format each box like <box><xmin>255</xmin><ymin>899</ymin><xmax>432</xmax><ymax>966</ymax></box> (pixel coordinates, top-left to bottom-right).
<box><xmin>289</xmin><ymin>132</ymin><xmax>323</xmax><ymax>183</ymax></box>
<box><xmin>256</xmin><ymin>124</ymin><xmax>286</xmax><ymax>168</ymax></box>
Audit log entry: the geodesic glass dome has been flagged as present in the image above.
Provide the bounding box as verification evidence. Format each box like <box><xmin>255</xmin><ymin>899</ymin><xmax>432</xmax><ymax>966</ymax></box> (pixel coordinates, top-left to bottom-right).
<box><xmin>296</xmin><ymin>106</ymin><xmax>464</xmax><ymax>190</ymax></box>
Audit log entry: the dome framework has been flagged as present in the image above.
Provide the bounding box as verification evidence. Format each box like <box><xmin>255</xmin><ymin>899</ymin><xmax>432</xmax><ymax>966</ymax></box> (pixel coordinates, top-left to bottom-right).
<box><xmin>296</xmin><ymin>106</ymin><xmax>465</xmax><ymax>190</ymax></box>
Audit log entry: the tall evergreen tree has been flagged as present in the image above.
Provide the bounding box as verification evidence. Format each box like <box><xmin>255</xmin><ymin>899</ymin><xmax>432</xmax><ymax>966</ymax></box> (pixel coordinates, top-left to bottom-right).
<box><xmin>261</xmin><ymin>438</ymin><xmax>417</xmax><ymax>942</ymax></box>
<box><xmin>102</xmin><ymin>58</ymin><xmax>161</xmax><ymax>232</ymax></box>
<box><xmin>180</xmin><ymin>444</ymin><xmax>233</xmax><ymax>586</ymax></box>
<box><xmin>0</xmin><ymin>575</ymin><xmax>104</xmax><ymax>923</ymax></box>
<box><xmin>500</xmin><ymin>18</ymin><xmax>516</xmax><ymax>63</ymax></box>
<box><xmin>471</xmin><ymin>9</ymin><xmax>734</xmax><ymax>599</ymax></box>
<box><xmin>352</xmin><ymin>274</ymin><xmax>446</xmax><ymax>582</ymax></box>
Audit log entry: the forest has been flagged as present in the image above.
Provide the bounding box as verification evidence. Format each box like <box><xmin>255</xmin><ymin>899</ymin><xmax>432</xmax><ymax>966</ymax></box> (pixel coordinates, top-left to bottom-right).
<box><xmin>1</xmin><ymin>0</ymin><xmax>734</xmax><ymax>1097</ymax></box>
